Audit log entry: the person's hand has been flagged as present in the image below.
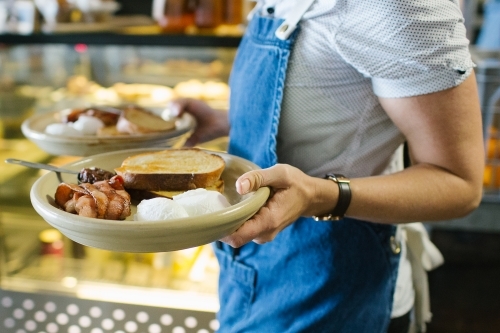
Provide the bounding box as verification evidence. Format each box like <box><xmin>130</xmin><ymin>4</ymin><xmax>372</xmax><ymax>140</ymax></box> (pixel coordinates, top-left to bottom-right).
<box><xmin>220</xmin><ymin>164</ymin><xmax>338</xmax><ymax>247</ymax></box>
<box><xmin>169</xmin><ymin>98</ymin><xmax>229</xmax><ymax>146</ymax></box>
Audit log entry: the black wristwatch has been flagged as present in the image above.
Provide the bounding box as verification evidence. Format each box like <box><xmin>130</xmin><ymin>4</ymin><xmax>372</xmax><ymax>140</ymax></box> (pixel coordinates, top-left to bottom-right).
<box><xmin>312</xmin><ymin>174</ymin><xmax>351</xmax><ymax>221</ymax></box>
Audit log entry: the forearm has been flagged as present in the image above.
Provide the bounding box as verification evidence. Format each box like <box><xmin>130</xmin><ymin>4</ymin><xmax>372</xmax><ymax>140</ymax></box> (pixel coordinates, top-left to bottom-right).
<box><xmin>347</xmin><ymin>163</ymin><xmax>482</xmax><ymax>223</ymax></box>
<box><xmin>307</xmin><ymin>162</ymin><xmax>483</xmax><ymax>224</ymax></box>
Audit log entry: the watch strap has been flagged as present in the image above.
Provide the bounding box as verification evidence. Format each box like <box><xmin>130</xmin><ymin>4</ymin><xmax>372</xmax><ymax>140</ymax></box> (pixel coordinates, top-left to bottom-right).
<box><xmin>313</xmin><ymin>174</ymin><xmax>351</xmax><ymax>221</ymax></box>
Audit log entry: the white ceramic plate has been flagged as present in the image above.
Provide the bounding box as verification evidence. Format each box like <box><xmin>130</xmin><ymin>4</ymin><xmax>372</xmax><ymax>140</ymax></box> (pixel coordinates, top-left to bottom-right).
<box><xmin>30</xmin><ymin>148</ymin><xmax>270</xmax><ymax>253</ymax></box>
<box><xmin>21</xmin><ymin>108</ymin><xmax>196</xmax><ymax>156</ymax></box>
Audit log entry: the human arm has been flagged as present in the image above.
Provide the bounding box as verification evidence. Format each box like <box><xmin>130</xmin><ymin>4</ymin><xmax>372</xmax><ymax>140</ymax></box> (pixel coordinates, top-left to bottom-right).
<box><xmin>348</xmin><ymin>72</ymin><xmax>484</xmax><ymax>222</ymax></box>
<box><xmin>223</xmin><ymin>73</ymin><xmax>484</xmax><ymax>247</ymax></box>
<box><xmin>169</xmin><ymin>98</ymin><xmax>229</xmax><ymax>147</ymax></box>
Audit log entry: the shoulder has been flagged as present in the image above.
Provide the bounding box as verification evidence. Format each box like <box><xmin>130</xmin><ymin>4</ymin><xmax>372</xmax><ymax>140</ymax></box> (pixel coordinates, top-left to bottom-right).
<box><xmin>332</xmin><ymin>0</ymin><xmax>474</xmax><ymax>98</ymax></box>
<box><xmin>336</xmin><ymin>0</ymin><xmax>466</xmax><ymax>49</ymax></box>
<box><xmin>340</xmin><ymin>0</ymin><xmax>464</xmax><ymax>20</ymax></box>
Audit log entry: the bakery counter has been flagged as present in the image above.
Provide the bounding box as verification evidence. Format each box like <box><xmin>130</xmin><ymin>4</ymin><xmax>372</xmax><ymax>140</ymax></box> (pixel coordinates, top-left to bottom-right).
<box><xmin>0</xmin><ymin>139</ymin><xmax>229</xmax><ymax>333</ymax></box>
<box><xmin>0</xmin><ymin>28</ymin><xmax>239</xmax><ymax>332</ymax></box>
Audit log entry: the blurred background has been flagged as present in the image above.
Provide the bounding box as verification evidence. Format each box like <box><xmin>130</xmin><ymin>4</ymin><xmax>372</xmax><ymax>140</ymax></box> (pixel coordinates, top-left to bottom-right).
<box><xmin>0</xmin><ymin>1</ymin><xmax>499</xmax><ymax>332</ymax></box>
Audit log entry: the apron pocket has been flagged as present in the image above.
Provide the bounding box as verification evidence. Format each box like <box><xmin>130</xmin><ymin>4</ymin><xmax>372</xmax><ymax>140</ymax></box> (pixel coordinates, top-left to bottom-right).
<box><xmin>213</xmin><ymin>246</ymin><xmax>257</xmax><ymax>330</ymax></box>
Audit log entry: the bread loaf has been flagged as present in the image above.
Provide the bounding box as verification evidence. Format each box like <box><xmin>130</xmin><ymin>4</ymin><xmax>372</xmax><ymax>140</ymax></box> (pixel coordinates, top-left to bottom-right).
<box><xmin>115</xmin><ymin>148</ymin><xmax>225</xmax><ymax>191</ymax></box>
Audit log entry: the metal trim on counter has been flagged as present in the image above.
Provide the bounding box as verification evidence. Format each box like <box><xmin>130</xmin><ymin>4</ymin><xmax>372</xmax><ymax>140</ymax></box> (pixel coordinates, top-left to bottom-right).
<box><xmin>0</xmin><ymin>33</ymin><xmax>242</xmax><ymax>47</ymax></box>
<box><xmin>0</xmin><ymin>288</ymin><xmax>219</xmax><ymax>333</ymax></box>
<box><xmin>1</xmin><ymin>276</ymin><xmax>219</xmax><ymax>313</ymax></box>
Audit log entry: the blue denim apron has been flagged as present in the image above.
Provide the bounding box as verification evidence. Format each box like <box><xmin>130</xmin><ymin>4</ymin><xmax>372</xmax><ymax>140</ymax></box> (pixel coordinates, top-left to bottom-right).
<box><xmin>215</xmin><ymin>6</ymin><xmax>401</xmax><ymax>333</ymax></box>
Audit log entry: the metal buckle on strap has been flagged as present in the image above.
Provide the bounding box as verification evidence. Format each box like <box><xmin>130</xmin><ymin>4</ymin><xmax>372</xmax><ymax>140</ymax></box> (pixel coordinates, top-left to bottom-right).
<box><xmin>275</xmin><ymin>0</ymin><xmax>316</xmax><ymax>40</ymax></box>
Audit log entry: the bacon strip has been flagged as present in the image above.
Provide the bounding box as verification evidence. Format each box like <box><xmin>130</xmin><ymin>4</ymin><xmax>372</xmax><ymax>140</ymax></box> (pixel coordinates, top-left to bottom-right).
<box><xmin>55</xmin><ymin>183</ymin><xmax>88</xmax><ymax>213</ymax></box>
<box><xmin>54</xmin><ymin>175</ymin><xmax>131</xmax><ymax>220</ymax></box>
<box><xmin>79</xmin><ymin>183</ymin><xmax>109</xmax><ymax>218</ymax></box>
<box><xmin>75</xmin><ymin>195</ymin><xmax>98</xmax><ymax>218</ymax></box>
<box><xmin>94</xmin><ymin>180</ymin><xmax>126</xmax><ymax>220</ymax></box>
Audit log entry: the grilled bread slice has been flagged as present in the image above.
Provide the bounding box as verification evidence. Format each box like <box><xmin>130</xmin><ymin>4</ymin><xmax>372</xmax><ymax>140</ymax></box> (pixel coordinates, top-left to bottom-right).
<box><xmin>116</xmin><ymin>106</ymin><xmax>176</xmax><ymax>134</ymax></box>
<box><xmin>126</xmin><ymin>179</ymin><xmax>224</xmax><ymax>202</ymax></box>
<box><xmin>115</xmin><ymin>148</ymin><xmax>225</xmax><ymax>191</ymax></box>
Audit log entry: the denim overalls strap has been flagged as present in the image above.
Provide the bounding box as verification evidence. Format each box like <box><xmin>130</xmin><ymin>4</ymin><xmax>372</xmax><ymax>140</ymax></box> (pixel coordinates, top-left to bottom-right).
<box><xmin>216</xmin><ymin>3</ymin><xmax>401</xmax><ymax>332</ymax></box>
<box><xmin>227</xmin><ymin>9</ymin><xmax>304</xmax><ymax>168</ymax></box>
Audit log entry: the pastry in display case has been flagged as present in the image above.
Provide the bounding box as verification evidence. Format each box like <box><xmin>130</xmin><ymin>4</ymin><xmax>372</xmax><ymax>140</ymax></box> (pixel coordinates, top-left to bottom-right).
<box><xmin>0</xmin><ymin>41</ymin><xmax>237</xmax><ymax>332</ymax></box>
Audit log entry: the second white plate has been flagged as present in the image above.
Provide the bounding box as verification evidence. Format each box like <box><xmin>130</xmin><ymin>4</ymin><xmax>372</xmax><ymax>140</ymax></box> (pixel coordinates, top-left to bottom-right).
<box><xmin>21</xmin><ymin>109</ymin><xmax>196</xmax><ymax>156</ymax></box>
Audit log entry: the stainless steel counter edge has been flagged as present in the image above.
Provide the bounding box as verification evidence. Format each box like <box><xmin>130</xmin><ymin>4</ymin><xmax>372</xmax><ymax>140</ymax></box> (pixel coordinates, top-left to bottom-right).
<box><xmin>0</xmin><ymin>276</ymin><xmax>219</xmax><ymax>313</ymax></box>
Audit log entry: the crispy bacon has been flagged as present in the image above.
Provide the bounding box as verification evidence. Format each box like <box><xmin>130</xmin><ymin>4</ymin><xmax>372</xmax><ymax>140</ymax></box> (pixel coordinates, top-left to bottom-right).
<box><xmin>55</xmin><ymin>183</ymin><xmax>88</xmax><ymax>213</ymax></box>
<box><xmin>54</xmin><ymin>175</ymin><xmax>131</xmax><ymax>220</ymax></box>
<box><xmin>79</xmin><ymin>183</ymin><xmax>109</xmax><ymax>218</ymax></box>
<box><xmin>93</xmin><ymin>179</ymin><xmax>131</xmax><ymax>220</ymax></box>
<box><xmin>64</xmin><ymin>107</ymin><xmax>121</xmax><ymax>126</ymax></box>
<box><xmin>75</xmin><ymin>195</ymin><xmax>98</xmax><ymax>218</ymax></box>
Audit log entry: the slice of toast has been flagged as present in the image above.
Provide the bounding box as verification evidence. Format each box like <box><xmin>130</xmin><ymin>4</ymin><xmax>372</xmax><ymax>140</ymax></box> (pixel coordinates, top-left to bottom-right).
<box><xmin>116</xmin><ymin>106</ymin><xmax>176</xmax><ymax>134</ymax></box>
<box><xmin>97</xmin><ymin>125</ymin><xmax>123</xmax><ymax>136</ymax></box>
<box><xmin>115</xmin><ymin>148</ymin><xmax>225</xmax><ymax>191</ymax></box>
<box><xmin>127</xmin><ymin>179</ymin><xmax>224</xmax><ymax>202</ymax></box>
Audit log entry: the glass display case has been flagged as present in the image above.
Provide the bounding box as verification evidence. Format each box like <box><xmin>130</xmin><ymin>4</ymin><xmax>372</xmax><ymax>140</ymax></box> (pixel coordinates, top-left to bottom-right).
<box><xmin>0</xmin><ymin>35</ymin><xmax>238</xmax><ymax>333</ymax></box>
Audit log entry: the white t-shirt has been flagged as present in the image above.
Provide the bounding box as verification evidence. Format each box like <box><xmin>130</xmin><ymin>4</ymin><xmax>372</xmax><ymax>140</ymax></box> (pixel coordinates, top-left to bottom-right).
<box><xmin>253</xmin><ymin>0</ymin><xmax>474</xmax><ymax>318</ymax></box>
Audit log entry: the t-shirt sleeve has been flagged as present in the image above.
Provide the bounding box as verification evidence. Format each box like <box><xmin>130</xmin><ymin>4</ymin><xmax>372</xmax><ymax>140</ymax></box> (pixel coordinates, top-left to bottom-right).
<box><xmin>332</xmin><ymin>0</ymin><xmax>475</xmax><ymax>98</ymax></box>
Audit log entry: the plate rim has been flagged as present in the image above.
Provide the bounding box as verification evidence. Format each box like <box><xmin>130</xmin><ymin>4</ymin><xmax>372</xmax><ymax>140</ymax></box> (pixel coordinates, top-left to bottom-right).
<box><xmin>29</xmin><ymin>148</ymin><xmax>271</xmax><ymax>251</ymax></box>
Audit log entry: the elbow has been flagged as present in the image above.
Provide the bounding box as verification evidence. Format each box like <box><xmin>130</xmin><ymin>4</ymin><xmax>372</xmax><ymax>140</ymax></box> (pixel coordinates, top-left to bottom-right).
<box><xmin>468</xmin><ymin>177</ymin><xmax>484</xmax><ymax>213</ymax></box>
<box><xmin>456</xmin><ymin>184</ymin><xmax>483</xmax><ymax>218</ymax></box>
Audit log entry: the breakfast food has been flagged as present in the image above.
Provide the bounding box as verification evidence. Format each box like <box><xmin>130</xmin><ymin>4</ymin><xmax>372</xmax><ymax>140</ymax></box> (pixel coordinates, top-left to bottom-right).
<box><xmin>77</xmin><ymin>167</ymin><xmax>116</xmax><ymax>184</ymax></box>
<box><xmin>135</xmin><ymin>197</ymin><xmax>189</xmax><ymax>221</ymax></box>
<box><xmin>126</xmin><ymin>179</ymin><xmax>224</xmax><ymax>200</ymax></box>
<box><xmin>115</xmin><ymin>105</ymin><xmax>176</xmax><ymax>134</ymax></box>
<box><xmin>52</xmin><ymin>148</ymin><xmax>229</xmax><ymax>221</ymax></box>
<box><xmin>64</xmin><ymin>107</ymin><xmax>121</xmax><ymax>126</ymax></box>
<box><xmin>115</xmin><ymin>148</ymin><xmax>225</xmax><ymax>192</ymax></box>
<box><xmin>45</xmin><ymin>105</ymin><xmax>176</xmax><ymax>137</ymax></box>
<box><xmin>173</xmin><ymin>188</ymin><xmax>230</xmax><ymax>217</ymax></box>
<box><xmin>135</xmin><ymin>188</ymin><xmax>231</xmax><ymax>221</ymax></box>
<box><xmin>45</xmin><ymin>123</ymin><xmax>83</xmax><ymax>136</ymax></box>
<box><xmin>71</xmin><ymin>115</ymin><xmax>105</xmax><ymax>135</ymax></box>
<box><xmin>55</xmin><ymin>175</ymin><xmax>131</xmax><ymax>220</ymax></box>
<box><xmin>45</xmin><ymin>114</ymin><xmax>106</xmax><ymax>136</ymax></box>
